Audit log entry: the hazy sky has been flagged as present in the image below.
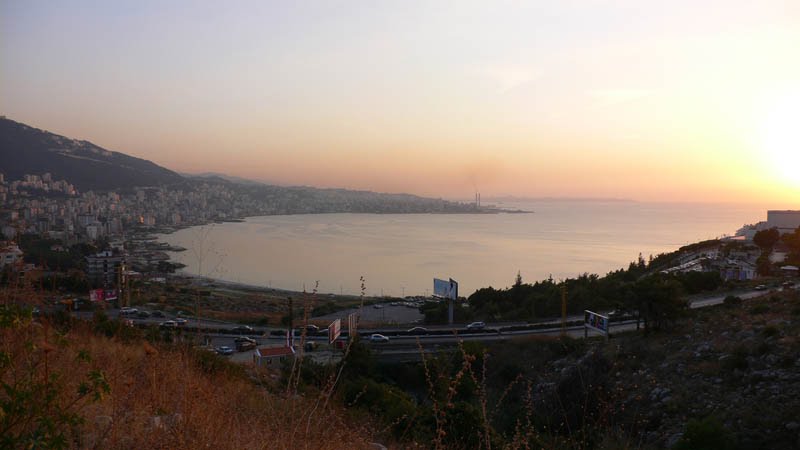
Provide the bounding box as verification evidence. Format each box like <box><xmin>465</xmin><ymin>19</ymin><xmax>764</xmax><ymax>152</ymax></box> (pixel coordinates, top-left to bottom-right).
<box><xmin>2</xmin><ymin>1</ymin><xmax>799</xmax><ymax>204</ymax></box>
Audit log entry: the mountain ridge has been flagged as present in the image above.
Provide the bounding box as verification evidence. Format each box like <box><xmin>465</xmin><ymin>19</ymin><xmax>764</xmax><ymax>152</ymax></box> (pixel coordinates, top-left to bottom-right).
<box><xmin>0</xmin><ymin>117</ymin><xmax>182</xmax><ymax>191</ymax></box>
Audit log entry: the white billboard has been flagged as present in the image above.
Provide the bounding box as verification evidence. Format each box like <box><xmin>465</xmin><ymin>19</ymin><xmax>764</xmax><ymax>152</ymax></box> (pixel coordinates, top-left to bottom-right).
<box><xmin>584</xmin><ymin>310</ymin><xmax>609</xmax><ymax>335</ymax></box>
<box><xmin>433</xmin><ymin>278</ymin><xmax>458</xmax><ymax>300</ymax></box>
<box><xmin>328</xmin><ymin>318</ymin><xmax>341</xmax><ymax>344</ymax></box>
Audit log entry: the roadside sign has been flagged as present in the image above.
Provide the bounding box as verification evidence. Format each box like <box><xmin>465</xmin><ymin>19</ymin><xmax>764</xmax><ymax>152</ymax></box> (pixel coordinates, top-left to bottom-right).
<box><xmin>328</xmin><ymin>318</ymin><xmax>341</xmax><ymax>344</ymax></box>
<box><xmin>584</xmin><ymin>310</ymin><xmax>609</xmax><ymax>338</ymax></box>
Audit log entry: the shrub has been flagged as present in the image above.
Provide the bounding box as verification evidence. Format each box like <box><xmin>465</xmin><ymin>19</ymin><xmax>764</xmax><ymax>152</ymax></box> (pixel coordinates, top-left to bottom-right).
<box><xmin>723</xmin><ymin>296</ymin><xmax>742</xmax><ymax>307</ymax></box>
<box><xmin>721</xmin><ymin>345</ymin><xmax>749</xmax><ymax>372</ymax></box>
<box><xmin>762</xmin><ymin>325</ymin><xmax>780</xmax><ymax>338</ymax></box>
<box><xmin>673</xmin><ymin>416</ymin><xmax>736</xmax><ymax>450</ymax></box>
<box><xmin>750</xmin><ymin>304</ymin><xmax>769</xmax><ymax>315</ymax></box>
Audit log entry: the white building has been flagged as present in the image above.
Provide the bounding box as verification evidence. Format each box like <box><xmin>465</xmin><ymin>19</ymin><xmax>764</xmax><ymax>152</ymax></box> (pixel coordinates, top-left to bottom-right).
<box><xmin>0</xmin><ymin>243</ymin><xmax>23</xmax><ymax>268</ymax></box>
<box><xmin>767</xmin><ymin>210</ymin><xmax>800</xmax><ymax>234</ymax></box>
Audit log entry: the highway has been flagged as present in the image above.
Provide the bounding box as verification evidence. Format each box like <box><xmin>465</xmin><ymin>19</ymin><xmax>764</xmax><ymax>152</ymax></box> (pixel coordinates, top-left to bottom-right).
<box><xmin>71</xmin><ymin>284</ymin><xmax>791</xmax><ymax>360</ymax></box>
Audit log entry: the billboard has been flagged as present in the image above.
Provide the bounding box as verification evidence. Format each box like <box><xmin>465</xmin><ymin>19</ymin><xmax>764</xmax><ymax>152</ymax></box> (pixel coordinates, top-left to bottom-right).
<box><xmin>584</xmin><ymin>310</ymin><xmax>609</xmax><ymax>335</ymax></box>
<box><xmin>90</xmin><ymin>289</ymin><xmax>118</xmax><ymax>302</ymax></box>
<box><xmin>328</xmin><ymin>318</ymin><xmax>341</xmax><ymax>344</ymax></box>
<box><xmin>89</xmin><ymin>289</ymin><xmax>104</xmax><ymax>302</ymax></box>
<box><xmin>433</xmin><ymin>278</ymin><xmax>458</xmax><ymax>300</ymax></box>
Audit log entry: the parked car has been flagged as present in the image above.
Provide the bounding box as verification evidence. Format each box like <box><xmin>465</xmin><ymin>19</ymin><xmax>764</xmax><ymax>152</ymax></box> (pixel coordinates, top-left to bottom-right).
<box><xmin>373</xmin><ymin>304</ymin><xmax>384</xmax><ymax>309</ymax></box>
<box><xmin>174</xmin><ymin>318</ymin><xmax>188</xmax><ymax>326</ymax></box>
<box><xmin>466</xmin><ymin>321</ymin><xmax>486</xmax><ymax>331</ymax></box>
<box><xmin>232</xmin><ymin>325</ymin><xmax>254</xmax><ymax>334</ymax></box>
<box><xmin>754</xmin><ymin>285</ymin><xmax>767</xmax><ymax>291</ymax></box>
<box><xmin>119</xmin><ymin>308</ymin><xmax>138</xmax><ymax>316</ymax></box>
<box><xmin>234</xmin><ymin>337</ymin><xmax>257</xmax><ymax>351</ymax></box>
<box><xmin>215</xmin><ymin>346</ymin><xmax>234</xmax><ymax>356</ymax></box>
<box><xmin>136</xmin><ymin>310</ymin><xmax>151</xmax><ymax>318</ymax></box>
<box><xmin>295</xmin><ymin>324</ymin><xmax>320</xmax><ymax>335</ymax></box>
<box><xmin>160</xmin><ymin>320</ymin><xmax>178</xmax><ymax>328</ymax></box>
<box><xmin>407</xmin><ymin>327</ymin><xmax>429</xmax><ymax>335</ymax></box>
<box><xmin>370</xmin><ymin>334</ymin><xmax>390</xmax><ymax>343</ymax></box>
<box><xmin>151</xmin><ymin>310</ymin><xmax>165</xmax><ymax>318</ymax></box>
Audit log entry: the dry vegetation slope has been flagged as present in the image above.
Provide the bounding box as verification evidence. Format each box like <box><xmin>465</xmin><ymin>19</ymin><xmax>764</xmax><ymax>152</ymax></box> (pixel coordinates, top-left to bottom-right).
<box><xmin>594</xmin><ymin>288</ymin><xmax>800</xmax><ymax>448</ymax></box>
<box><xmin>1</xmin><ymin>310</ymin><xmax>376</xmax><ymax>449</ymax></box>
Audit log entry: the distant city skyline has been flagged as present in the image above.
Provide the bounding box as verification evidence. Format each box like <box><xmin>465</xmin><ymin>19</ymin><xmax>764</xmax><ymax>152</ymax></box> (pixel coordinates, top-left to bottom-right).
<box><xmin>2</xmin><ymin>1</ymin><xmax>799</xmax><ymax>204</ymax></box>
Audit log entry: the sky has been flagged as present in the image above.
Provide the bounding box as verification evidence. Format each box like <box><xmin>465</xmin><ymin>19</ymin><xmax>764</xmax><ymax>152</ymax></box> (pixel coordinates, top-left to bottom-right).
<box><xmin>2</xmin><ymin>1</ymin><xmax>799</xmax><ymax>205</ymax></box>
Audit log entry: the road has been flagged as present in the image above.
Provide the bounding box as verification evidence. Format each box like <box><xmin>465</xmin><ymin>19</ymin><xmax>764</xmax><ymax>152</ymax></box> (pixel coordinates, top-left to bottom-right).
<box><xmin>71</xmin><ymin>285</ymin><xmax>789</xmax><ymax>360</ymax></box>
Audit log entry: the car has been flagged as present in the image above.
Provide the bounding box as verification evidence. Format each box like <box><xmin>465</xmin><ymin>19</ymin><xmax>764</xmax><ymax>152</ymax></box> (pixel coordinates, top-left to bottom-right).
<box><xmin>151</xmin><ymin>310</ymin><xmax>165</xmax><ymax>318</ymax></box>
<box><xmin>136</xmin><ymin>310</ymin><xmax>151</xmax><ymax>318</ymax></box>
<box><xmin>407</xmin><ymin>327</ymin><xmax>429</xmax><ymax>335</ymax></box>
<box><xmin>466</xmin><ymin>321</ymin><xmax>486</xmax><ymax>331</ymax></box>
<box><xmin>174</xmin><ymin>318</ymin><xmax>188</xmax><ymax>326</ymax></box>
<box><xmin>754</xmin><ymin>285</ymin><xmax>767</xmax><ymax>291</ymax></box>
<box><xmin>160</xmin><ymin>320</ymin><xmax>178</xmax><ymax>328</ymax></box>
<box><xmin>295</xmin><ymin>324</ymin><xmax>320</xmax><ymax>335</ymax></box>
<box><xmin>119</xmin><ymin>307</ymin><xmax>138</xmax><ymax>316</ymax></box>
<box><xmin>370</xmin><ymin>334</ymin><xmax>390</xmax><ymax>343</ymax></box>
<box><xmin>234</xmin><ymin>337</ymin><xmax>257</xmax><ymax>351</ymax></box>
<box><xmin>215</xmin><ymin>346</ymin><xmax>234</xmax><ymax>356</ymax></box>
<box><xmin>373</xmin><ymin>304</ymin><xmax>384</xmax><ymax>309</ymax></box>
<box><xmin>232</xmin><ymin>325</ymin><xmax>254</xmax><ymax>334</ymax></box>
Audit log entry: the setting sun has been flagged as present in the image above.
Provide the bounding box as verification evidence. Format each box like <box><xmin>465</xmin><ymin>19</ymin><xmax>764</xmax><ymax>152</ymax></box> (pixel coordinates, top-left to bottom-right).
<box><xmin>758</xmin><ymin>89</ymin><xmax>800</xmax><ymax>187</ymax></box>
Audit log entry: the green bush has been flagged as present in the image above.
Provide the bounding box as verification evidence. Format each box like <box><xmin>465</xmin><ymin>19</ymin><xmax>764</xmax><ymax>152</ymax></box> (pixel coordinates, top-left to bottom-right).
<box><xmin>723</xmin><ymin>296</ymin><xmax>742</xmax><ymax>307</ymax></box>
<box><xmin>721</xmin><ymin>346</ymin><xmax>749</xmax><ymax>372</ymax></box>
<box><xmin>673</xmin><ymin>416</ymin><xmax>736</xmax><ymax>450</ymax></box>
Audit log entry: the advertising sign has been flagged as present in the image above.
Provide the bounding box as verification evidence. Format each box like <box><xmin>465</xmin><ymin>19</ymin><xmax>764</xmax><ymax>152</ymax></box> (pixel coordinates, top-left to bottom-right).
<box><xmin>433</xmin><ymin>278</ymin><xmax>458</xmax><ymax>300</ymax></box>
<box><xmin>328</xmin><ymin>318</ymin><xmax>341</xmax><ymax>344</ymax></box>
<box><xmin>89</xmin><ymin>289</ymin><xmax>104</xmax><ymax>302</ymax></box>
<box><xmin>584</xmin><ymin>310</ymin><xmax>609</xmax><ymax>335</ymax></box>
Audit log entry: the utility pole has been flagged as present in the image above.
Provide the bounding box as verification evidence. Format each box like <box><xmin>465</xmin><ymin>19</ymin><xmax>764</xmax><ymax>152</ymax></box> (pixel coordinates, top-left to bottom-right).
<box><xmin>561</xmin><ymin>285</ymin><xmax>567</xmax><ymax>337</ymax></box>
<box><xmin>287</xmin><ymin>296</ymin><xmax>293</xmax><ymax>332</ymax></box>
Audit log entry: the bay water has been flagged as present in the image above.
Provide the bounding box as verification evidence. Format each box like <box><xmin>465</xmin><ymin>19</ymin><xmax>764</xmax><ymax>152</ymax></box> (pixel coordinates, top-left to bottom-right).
<box><xmin>158</xmin><ymin>200</ymin><xmax>764</xmax><ymax>297</ymax></box>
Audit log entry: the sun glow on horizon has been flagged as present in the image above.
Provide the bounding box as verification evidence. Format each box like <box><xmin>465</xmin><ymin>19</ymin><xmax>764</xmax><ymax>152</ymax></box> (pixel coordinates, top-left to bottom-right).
<box><xmin>756</xmin><ymin>88</ymin><xmax>800</xmax><ymax>189</ymax></box>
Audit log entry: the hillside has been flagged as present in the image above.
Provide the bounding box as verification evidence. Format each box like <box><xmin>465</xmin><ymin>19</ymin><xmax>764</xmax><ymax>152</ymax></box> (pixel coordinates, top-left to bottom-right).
<box><xmin>0</xmin><ymin>117</ymin><xmax>182</xmax><ymax>191</ymax></box>
<box><xmin>0</xmin><ymin>304</ymin><xmax>377</xmax><ymax>449</ymax></box>
<box><xmin>0</xmin><ymin>117</ymin><xmax>481</xmax><ymax>214</ymax></box>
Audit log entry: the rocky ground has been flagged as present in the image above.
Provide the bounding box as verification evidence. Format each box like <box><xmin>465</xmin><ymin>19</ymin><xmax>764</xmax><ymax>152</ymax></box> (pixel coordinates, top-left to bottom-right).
<box><xmin>534</xmin><ymin>287</ymin><xmax>800</xmax><ymax>448</ymax></box>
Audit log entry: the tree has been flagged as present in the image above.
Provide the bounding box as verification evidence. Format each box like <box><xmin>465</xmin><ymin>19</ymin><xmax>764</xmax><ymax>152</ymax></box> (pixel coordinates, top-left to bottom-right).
<box><xmin>782</xmin><ymin>226</ymin><xmax>800</xmax><ymax>265</ymax></box>
<box><xmin>632</xmin><ymin>275</ymin><xmax>687</xmax><ymax>333</ymax></box>
<box><xmin>756</xmin><ymin>254</ymin><xmax>773</xmax><ymax>277</ymax></box>
<box><xmin>753</xmin><ymin>227</ymin><xmax>780</xmax><ymax>250</ymax></box>
<box><xmin>513</xmin><ymin>270</ymin><xmax>523</xmax><ymax>287</ymax></box>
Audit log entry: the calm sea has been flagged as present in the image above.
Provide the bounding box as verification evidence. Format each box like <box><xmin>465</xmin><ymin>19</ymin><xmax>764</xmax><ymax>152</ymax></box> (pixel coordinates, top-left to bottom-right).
<box><xmin>158</xmin><ymin>200</ymin><xmax>763</xmax><ymax>297</ymax></box>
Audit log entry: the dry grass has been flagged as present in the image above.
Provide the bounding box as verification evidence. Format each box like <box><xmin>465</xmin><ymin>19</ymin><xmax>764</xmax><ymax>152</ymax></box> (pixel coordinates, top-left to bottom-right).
<box><xmin>1</xmin><ymin>312</ymin><xmax>376</xmax><ymax>449</ymax></box>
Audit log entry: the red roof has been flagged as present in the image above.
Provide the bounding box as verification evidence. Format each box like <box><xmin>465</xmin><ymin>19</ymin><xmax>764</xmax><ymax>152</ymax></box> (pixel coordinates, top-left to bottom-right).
<box><xmin>256</xmin><ymin>346</ymin><xmax>295</xmax><ymax>358</ymax></box>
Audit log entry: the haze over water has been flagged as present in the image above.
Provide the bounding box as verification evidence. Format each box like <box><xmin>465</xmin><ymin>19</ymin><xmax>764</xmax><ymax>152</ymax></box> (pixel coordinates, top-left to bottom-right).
<box><xmin>160</xmin><ymin>200</ymin><xmax>763</xmax><ymax>297</ymax></box>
